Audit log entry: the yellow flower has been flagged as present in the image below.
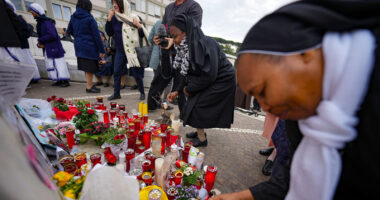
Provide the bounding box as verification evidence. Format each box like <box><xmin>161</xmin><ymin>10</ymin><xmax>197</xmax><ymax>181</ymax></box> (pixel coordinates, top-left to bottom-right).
<box><xmin>64</xmin><ymin>189</ymin><xmax>76</xmax><ymax>199</ymax></box>
<box><xmin>38</xmin><ymin>125</ymin><xmax>44</xmax><ymax>130</ymax></box>
<box><xmin>53</xmin><ymin>171</ymin><xmax>73</xmax><ymax>187</ymax></box>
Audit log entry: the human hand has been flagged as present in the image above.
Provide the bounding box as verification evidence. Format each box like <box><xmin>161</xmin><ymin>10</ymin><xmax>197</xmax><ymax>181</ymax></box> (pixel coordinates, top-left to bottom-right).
<box><xmin>37</xmin><ymin>43</ymin><xmax>44</xmax><ymax>48</ymax></box>
<box><xmin>99</xmin><ymin>53</ymin><xmax>105</xmax><ymax>59</ymax></box>
<box><xmin>153</xmin><ymin>36</ymin><xmax>160</xmax><ymax>45</ymax></box>
<box><xmin>163</xmin><ymin>37</ymin><xmax>174</xmax><ymax>50</ymax></box>
<box><xmin>133</xmin><ymin>18</ymin><xmax>142</xmax><ymax>29</ymax></box>
<box><xmin>183</xmin><ymin>87</ymin><xmax>190</xmax><ymax>96</ymax></box>
<box><xmin>107</xmin><ymin>9</ymin><xmax>115</xmax><ymax>21</ymax></box>
<box><xmin>99</xmin><ymin>60</ymin><xmax>106</xmax><ymax>65</ymax></box>
<box><xmin>167</xmin><ymin>91</ymin><xmax>179</xmax><ymax>102</ymax></box>
<box><xmin>210</xmin><ymin>194</ymin><xmax>237</xmax><ymax>200</ymax></box>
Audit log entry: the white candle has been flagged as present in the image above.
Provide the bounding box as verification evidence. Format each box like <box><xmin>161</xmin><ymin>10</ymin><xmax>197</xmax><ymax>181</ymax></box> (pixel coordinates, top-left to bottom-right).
<box><xmin>155</xmin><ymin>158</ymin><xmax>164</xmax><ymax>187</ymax></box>
<box><xmin>172</xmin><ymin>119</ymin><xmax>180</xmax><ymax>134</ymax></box>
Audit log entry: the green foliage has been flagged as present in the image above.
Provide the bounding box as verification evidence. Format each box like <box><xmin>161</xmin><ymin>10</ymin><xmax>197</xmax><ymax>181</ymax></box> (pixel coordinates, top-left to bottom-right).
<box><xmin>103</xmin><ymin>128</ymin><xmax>126</xmax><ymax>145</ymax></box>
<box><xmin>211</xmin><ymin>36</ymin><xmax>241</xmax><ymax>56</ymax></box>
<box><xmin>72</xmin><ymin>100</ymin><xmax>98</xmax><ymax>130</ymax></box>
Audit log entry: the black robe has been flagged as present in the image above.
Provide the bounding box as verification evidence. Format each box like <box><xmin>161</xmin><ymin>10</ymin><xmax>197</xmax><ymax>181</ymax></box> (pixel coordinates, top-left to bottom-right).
<box><xmin>0</xmin><ymin>0</ymin><xmax>21</xmax><ymax>47</ymax></box>
<box><xmin>173</xmin><ymin>36</ymin><xmax>236</xmax><ymax>129</ymax></box>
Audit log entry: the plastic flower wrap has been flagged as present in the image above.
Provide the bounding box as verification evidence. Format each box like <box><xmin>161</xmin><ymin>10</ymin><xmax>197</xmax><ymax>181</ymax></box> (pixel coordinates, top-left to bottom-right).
<box><xmin>54</xmin><ymin>122</ymin><xmax>75</xmax><ymax>139</ymax></box>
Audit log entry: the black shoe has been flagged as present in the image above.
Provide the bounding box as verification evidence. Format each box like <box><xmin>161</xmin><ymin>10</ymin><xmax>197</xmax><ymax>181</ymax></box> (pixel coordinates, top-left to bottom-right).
<box><xmin>96</xmin><ymin>82</ymin><xmax>103</xmax><ymax>86</ymax></box>
<box><xmin>52</xmin><ymin>81</ymin><xmax>61</xmax><ymax>86</ymax></box>
<box><xmin>131</xmin><ymin>85</ymin><xmax>138</xmax><ymax>90</ymax></box>
<box><xmin>86</xmin><ymin>86</ymin><xmax>100</xmax><ymax>93</ymax></box>
<box><xmin>108</xmin><ymin>94</ymin><xmax>121</xmax><ymax>100</ymax></box>
<box><xmin>191</xmin><ymin>137</ymin><xmax>208</xmax><ymax>147</ymax></box>
<box><xmin>120</xmin><ymin>85</ymin><xmax>126</xmax><ymax>89</ymax></box>
<box><xmin>262</xmin><ymin>160</ymin><xmax>274</xmax><ymax>176</ymax></box>
<box><xmin>60</xmin><ymin>81</ymin><xmax>70</xmax><ymax>87</ymax></box>
<box><xmin>259</xmin><ymin>148</ymin><xmax>274</xmax><ymax>156</ymax></box>
<box><xmin>186</xmin><ymin>132</ymin><xmax>207</xmax><ymax>139</ymax></box>
<box><xmin>139</xmin><ymin>94</ymin><xmax>145</xmax><ymax>100</ymax></box>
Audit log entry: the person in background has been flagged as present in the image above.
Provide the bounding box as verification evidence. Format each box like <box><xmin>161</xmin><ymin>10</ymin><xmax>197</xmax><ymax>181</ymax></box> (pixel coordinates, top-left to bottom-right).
<box><xmin>95</xmin><ymin>31</ymin><xmax>113</xmax><ymax>87</ymax></box>
<box><xmin>67</xmin><ymin>0</ymin><xmax>105</xmax><ymax>93</ymax></box>
<box><xmin>5</xmin><ymin>0</ymin><xmax>40</xmax><ymax>83</ymax></box>
<box><xmin>212</xmin><ymin>1</ymin><xmax>380</xmax><ymax>199</ymax></box>
<box><xmin>147</xmin><ymin>19</ymin><xmax>173</xmax><ymax>111</ymax></box>
<box><xmin>106</xmin><ymin>0</ymin><xmax>148</xmax><ymax>100</ymax></box>
<box><xmin>61</xmin><ymin>28</ymin><xmax>73</xmax><ymax>42</ymax></box>
<box><xmin>29</xmin><ymin>3</ymin><xmax>70</xmax><ymax>87</ymax></box>
<box><xmin>166</xmin><ymin>15</ymin><xmax>236</xmax><ymax>147</ymax></box>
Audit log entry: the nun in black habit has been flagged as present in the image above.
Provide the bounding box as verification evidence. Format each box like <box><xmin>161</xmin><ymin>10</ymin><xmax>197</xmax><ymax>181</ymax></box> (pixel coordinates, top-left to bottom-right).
<box><xmin>166</xmin><ymin>14</ymin><xmax>236</xmax><ymax>147</ymax></box>
<box><xmin>211</xmin><ymin>0</ymin><xmax>380</xmax><ymax>200</ymax></box>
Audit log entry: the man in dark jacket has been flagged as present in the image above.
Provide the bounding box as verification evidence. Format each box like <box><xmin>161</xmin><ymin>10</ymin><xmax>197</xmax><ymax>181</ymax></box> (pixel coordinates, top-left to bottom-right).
<box><xmin>147</xmin><ymin>0</ymin><xmax>202</xmax><ymax>111</ymax></box>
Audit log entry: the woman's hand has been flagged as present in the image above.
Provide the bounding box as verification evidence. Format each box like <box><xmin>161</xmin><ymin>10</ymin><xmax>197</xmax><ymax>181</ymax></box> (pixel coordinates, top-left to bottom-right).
<box><xmin>153</xmin><ymin>36</ymin><xmax>160</xmax><ymax>45</ymax></box>
<box><xmin>183</xmin><ymin>87</ymin><xmax>190</xmax><ymax>97</ymax></box>
<box><xmin>107</xmin><ymin>9</ymin><xmax>115</xmax><ymax>21</ymax></box>
<box><xmin>163</xmin><ymin>37</ymin><xmax>174</xmax><ymax>50</ymax></box>
<box><xmin>210</xmin><ymin>190</ymin><xmax>254</xmax><ymax>200</ymax></box>
<box><xmin>37</xmin><ymin>43</ymin><xmax>44</xmax><ymax>48</ymax></box>
<box><xmin>99</xmin><ymin>60</ymin><xmax>106</xmax><ymax>65</ymax></box>
<box><xmin>167</xmin><ymin>91</ymin><xmax>179</xmax><ymax>102</ymax></box>
<box><xmin>99</xmin><ymin>53</ymin><xmax>105</xmax><ymax>59</ymax></box>
<box><xmin>133</xmin><ymin>18</ymin><xmax>142</xmax><ymax>29</ymax></box>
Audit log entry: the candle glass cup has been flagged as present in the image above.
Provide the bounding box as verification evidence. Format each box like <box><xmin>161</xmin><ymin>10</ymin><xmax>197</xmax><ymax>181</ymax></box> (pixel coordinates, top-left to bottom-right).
<box><xmin>205</xmin><ymin>165</ymin><xmax>218</xmax><ymax>192</ymax></box>
<box><xmin>145</xmin><ymin>152</ymin><xmax>156</xmax><ymax>171</ymax></box>
<box><xmin>90</xmin><ymin>153</ymin><xmax>101</xmax><ymax>168</ymax></box>
<box><xmin>125</xmin><ymin>148</ymin><xmax>135</xmax><ymax>173</ymax></box>
<box><xmin>142</xmin><ymin>129</ymin><xmax>152</xmax><ymax>149</ymax></box>
<box><xmin>142</xmin><ymin>172</ymin><xmax>153</xmax><ymax>186</ymax></box>
<box><xmin>119</xmin><ymin>104</ymin><xmax>126</xmax><ymax>111</ymax></box>
<box><xmin>110</xmin><ymin>110</ymin><xmax>117</xmax><ymax>120</ymax></box>
<box><xmin>182</xmin><ymin>150</ymin><xmax>190</xmax><ymax>163</ymax></box>
<box><xmin>110</xmin><ymin>102</ymin><xmax>117</xmax><ymax>109</ymax></box>
<box><xmin>75</xmin><ymin>152</ymin><xmax>87</xmax><ymax>169</ymax></box>
<box><xmin>158</xmin><ymin>133</ymin><xmax>166</xmax><ymax>155</ymax></box>
<box><xmin>142</xmin><ymin>159</ymin><xmax>152</xmax><ymax>172</ymax></box>
<box><xmin>103</xmin><ymin>111</ymin><xmax>110</xmax><ymax>124</ymax></box>
<box><xmin>96</xmin><ymin>97</ymin><xmax>103</xmax><ymax>103</ymax></box>
<box><xmin>174</xmin><ymin>171</ymin><xmax>183</xmax><ymax>185</ymax></box>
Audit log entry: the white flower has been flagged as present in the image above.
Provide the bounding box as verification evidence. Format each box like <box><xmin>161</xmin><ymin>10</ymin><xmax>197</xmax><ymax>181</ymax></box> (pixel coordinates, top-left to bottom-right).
<box><xmin>184</xmin><ymin>167</ymin><xmax>193</xmax><ymax>176</ymax></box>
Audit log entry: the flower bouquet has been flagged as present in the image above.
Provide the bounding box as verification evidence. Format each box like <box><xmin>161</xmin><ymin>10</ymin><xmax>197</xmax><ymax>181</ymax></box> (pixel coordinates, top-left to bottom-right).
<box><xmin>73</xmin><ymin>100</ymin><xmax>98</xmax><ymax>133</ymax></box>
<box><xmin>53</xmin><ymin>171</ymin><xmax>87</xmax><ymax>200</ymax></box>
<box><xmin>101</xmin><ymin>127</ymin><xmax>127</xmax><ymax>159</ymax></box>
<box><xmin>175</xmin><ymin>185</ymin><xmax>199</xmax><ymax>200</ymax></box>
<box><xmin>77</xmin><ymin>122</ymin><xmax>110</xmax><ymax>146</ymax></box>
<box><xmin>48</xmin><ymin>96</ymin><xmax>78</xmax><ymax>121</ymax></box>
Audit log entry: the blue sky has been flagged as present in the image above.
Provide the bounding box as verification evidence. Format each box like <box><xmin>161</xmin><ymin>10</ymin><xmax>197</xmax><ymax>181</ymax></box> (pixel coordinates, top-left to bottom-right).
<box><xmin>196</xmin><ymin>0</ymin><xmax>296</xmax><ymax>42</ymax></box>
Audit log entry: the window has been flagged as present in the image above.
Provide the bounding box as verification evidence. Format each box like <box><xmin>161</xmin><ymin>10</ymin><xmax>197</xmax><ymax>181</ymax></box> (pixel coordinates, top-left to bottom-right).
<box><xmin>154</xmin><ymin>5</ymin><xmax>161</xmax><ymax>17</ymax></box>
<box><xmin>147</xmin><ymin>2</ymin><xmax>155</xmax><ymax>16</ymax></box>
<box><xmin>62</xmin><ymin>6</ymin><xmax>71</xmax><ymax>21</ymax></box>
<box><xmin>52</xmin><ymin>3</ymin><xmax>62</xmax><ymax>19</ymax></box>
<box><xmin>136</xmin><ymin>0</ymin><xmax>146</xmax><ymax>12</ymax></box>
<box><xmin>130</xmin><ymin>2</ymin><xmax>136</xmax><ymax>11</ymax></box>
<box><xmin>12</xmin><ymin>0</ymin><xmax>23</xmax><ymax>10</ymax></box>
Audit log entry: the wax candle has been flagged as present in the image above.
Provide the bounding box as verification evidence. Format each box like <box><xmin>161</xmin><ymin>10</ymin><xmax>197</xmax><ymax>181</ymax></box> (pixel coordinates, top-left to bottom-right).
<box><xmin>171</xmin><ymin>120</ymin><xmax>180</xmax><ymax>134</ymax></box>
<box><xmin>139</xmin><ymin>102</ymin><xmax>144</xmax><ymax>115</ymax></box>
<box><xmin>205</xmin><ymin>165</ymin><xmax>218</xmax><ymax>192</ymax></box>
<box><xmin>154</xmin><ymin>158</ymin><xmax>164</xmax><ymax>186</ymax></box>
<box><xmin>142</xmin><ymin>103</ymin><xmax>148</xmax><ymax>116</ymax></box>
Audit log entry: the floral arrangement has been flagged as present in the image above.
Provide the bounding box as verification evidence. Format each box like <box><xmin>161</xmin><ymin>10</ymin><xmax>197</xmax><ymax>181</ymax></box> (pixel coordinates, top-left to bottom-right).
<box><xmin>88</xmin><ymin>122</ymin><xmax>109</xmax><ymax>135</ymax></box>
<box><xmin>54</xmin><ymin>122</ymin><xmax>75</xmax><ymax>139</ymax></box>
<box><xmin>78</xmin><ymin>122</ymin><xmax>110</xmax><ymax>146</ymax></box>
<box><xmin>181</xmin><ymin>166</ymin><xmax>203</xmax><ymax>186</ymax></box>
<box><xmin>47</xmin><ymin>95</ymin><xmax>69</xmax><ymax>111</ymax></box>
<box><xmin>175</xmin><ymin>185</ymin><xmax>198</xmax><ymax>200</ymax></box>
<box><xmin>53</xmin><ymin>171</ymin><xmax>86</xmax><ymax>199</ymax></box>
<box><xmin>103</xmin><ymin>128</ymin><xmax>126</xmax><ymax>145</ymax></box>
<box><xmin>73</xmin><ymin>100</ymin><xmax>98</xmax><ymax>131</ymax></box>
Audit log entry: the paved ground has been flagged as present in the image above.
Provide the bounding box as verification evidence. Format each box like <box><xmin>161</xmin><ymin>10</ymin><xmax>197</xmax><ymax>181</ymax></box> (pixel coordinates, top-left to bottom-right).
<box><xmin>24</xmin><ymin>80</ymin><xmax>269</xmax><ymax>193</ymax></box>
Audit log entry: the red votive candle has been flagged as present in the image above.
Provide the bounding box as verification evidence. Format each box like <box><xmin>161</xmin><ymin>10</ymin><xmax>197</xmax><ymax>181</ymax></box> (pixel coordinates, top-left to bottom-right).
<box><xmin>125</xmin><ymin>148</ymin><xmax>135</xmax><ymax>173</ymax></box>
<box><xmin>145</xmin><ymin>152</ymin><xmax>156</xmax><ymax>171</ymax></box>
<box><xmin>205</xmin><ymin>165</ymin><xmax>218</xmax><ymax>192</ymax></box>
<box><xmin>90</xmin><ymin>153</ymin><xmax>101</xmax><ymax>168</ymax></box>
<box><xmin>123</xmin><ymin>111</ymin><xmax>128</xmax><ymax>119</ymax></box>
<box><xmin>182</xmin><ymin>150</ymin><xmax>189</xmax><ymax>163</ymax></box>
<box><xmin>158</xmin><ymin>133</ymin><xmax>166</xmax><ymax>155</ymax></box>
<box><xmin>75</xmin><ymin>153</ymin><xmax>87</xmax><ymax>169</ymax></box>
<box><xmin>65</xmin><ymin>129</ymin><xmax>76</xmax><ymax>149</ymax></box>
<box><xmin>160</xmin><ymin>123</ymin><xmax>168</xmax><ymax>133</ymax></box>
<box><xmin>184</xmin><ymin>143</ymin><xmax>192</xmax><ymax>152</ymax></box>
<box><xmin>110</xmin><ymin>102</ymin><xmax>117</xmax><ymax>109</ymax></box>
<box><xmin>142</xmin><ymin>129</ymin><xmax>152</xmax><ymax>149</ymax></box>
<box><xmin>110</xmin><ymin>109</ymin><xmax>117</xmax><ymax>120</ymax></box>
<box><xmin>134</xmin><ymin>119</ymin><xmax>141</xmax><ymax>133</ymax></box>
<box><xmin>137</xmin><ymin>145</ymin><xmax>146</xmax><ymax>154</ymax></box>
<box><xmin>174</xmin><ymin>171</ymin><xmax>183</xmax><ymax>185</ymax></box>
<box><xmin>142</xmin><ymin>159</ymin><xmax>151</xmax><ymax>172</ymax></box>
<box><xmin>142</xmin><ymin>172</ymin><xmax>152</xmax><ymax>186</ymax></box>
<box><xmin>96</xmin><ymin>97</ymin><xmax>103</xmax><ymax>103</ymax></box>
<box><xmin>119</xmin><ymin>104</ymin><xmax>125</xmax><ymax>111</ymax></box>
<box><xmin>169</xmin><ymin>134</ymin><xmax>178</xmax><ymax>147</ymax></box>
<box><xmin>103</xmin><ymin>111</ymin><xmax>110</xmax><ymax>124</ymax></box>
<box><xmin>132</xmin><ymin>113</ymin><xmax>139</xmax><ymax>120</ymax></box>
<box><xmin>63</xmin><ymin>163</ymin><xmax>78</xmax><ymax>175</ymax></box>
<box><xmin>166</xmin><ymin>129</ymin><xmax>172</xmax><ymax>148</ymax></box>
<box><xmin>127</xmin><ymin>130</ymin><xmax>136</xmax><ymax>149</ymax></box>
<box><xmin>143</xmin><ymin>114</ymin><xmax>149</xmax><ymax>124</ymax></box>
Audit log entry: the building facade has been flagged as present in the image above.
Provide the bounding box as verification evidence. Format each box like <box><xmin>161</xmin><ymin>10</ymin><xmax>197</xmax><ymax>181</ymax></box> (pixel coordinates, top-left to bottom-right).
<box><xmin>13</xmin><ymin>0</ymin><xmax>174</xmax><ymax>33</ymax></box>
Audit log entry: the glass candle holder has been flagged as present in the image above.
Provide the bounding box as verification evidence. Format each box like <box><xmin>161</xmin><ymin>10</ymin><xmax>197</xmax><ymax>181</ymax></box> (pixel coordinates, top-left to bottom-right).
<box><xmin>145</xmin><ymin>152</ymin><xmax>156</xmax><ymax>171</ymax></box>
<box><xmin>142</xmin><ymin>172</ymin><xmax>153</xmax><ymax>186</ymax></box>
<box><xmin>184</xmin><ymin>142</ymin><xmax>192</xmax><ymax>152</ymax></box>
<box><xmin>123</xmin><ymin>111</ymin><xmax>129</xmax><ymax>119</ymax></box>
<box><xmin>137</xmin><ymin>145</ymin><xmax>146</xmax><ymax>154</ymax></box>
<box><xmin>166</xmin><ymin>187</ymin><xmax>178</xmax><ymax>200</ymax></box>
<box><xmin>127</xmin><ymin>131</ymin><xmax>136</xmax><ymax>150</ymax></box>
<box><xmin>205</xmin><ymin>165</ymin><xmax>218</xmax><ymax>192</ymax></box>
<box><xmin>110</xmin><ymin>109</ymin><xmax>117</xmax><ymax>120</ymax></box>
<box><xmin>160</xmin><ymin>123</ymin><xmax>168</xmax><ymax>133</ymax></box>
<box><xmin>96</xmin><ymin>97</ymin><xmax>103</xmax><ymax>103</ymax></box>
<box><xmin>63</xmin><ymin>163</ymin><xmax>78</xmax><ymax>175</ymax></box>
<box><xmin>169</xmin><ymin>132</ymin><xmax>179</xmax><ymax>147</ymax></box>
<box><xmin>174</xmin><ymin>171</ymin><xmax>183</xmax><ymax>185</ymax></box>
<box><xmin>134</xmin><ymin>119</ymin><xmax>141</xmax><ymax>132</ymax></box>
<box><xmin>142</xmin><ymin>159</ymin><xmax>152</xmax><ymax>172</ymax></box>
<box><xmin>143</xmin><ymin>128</ymin><xmax>152</xmax><ymax>149</ymax></box>
<box><xmin>65</xmin><ymin>128</ymin><xmax>76</xmax><ymax>149</ymax></box>
<box><xmin>119</xmin><ymin>104</ymin><xmax>126</xmax><ymax>111</ymax></box>
<box><xmin>181</xmin><ymin>150</ymin><xmax>190</xmax><ymax>163</ymax></box>
<box><xmin>135</xmin><ymin>140</ymin><xmax>142</xmax><ymax>152</ymax></box>
<box><xmin>152</xmin><ymin>134</ymin><xmax>163</xmax><ymax>157</ymax></box>
<box><xmin>129</xmin><ymin>168</ymin><xmax>143</xmax><ymax>180</ymax></box>
<box><xmin>90</xmin><ymin>153</ymin><xmax>101</xmax><ymax>168</ymax></box>
<box><xmin>143</xmin><ymin>114</ymin><xmax>149</xmax><ymax>125</ymax></box>
<box><xmin>166</xmin><ymin>129</ymin><xmax>173</xmax><ymax>148</ymax></box>
<box><xmin>125</xmin><ymin>148</ymin><xmax>135</xmax><ymax>173</ymax></box>
<box><xmin>75</xmin><ymin>152</ymin><xmax>87</xmax><ymax>169</ymax></box>
<box><xmin>59</xmin><ymin>155</ymin><xmax>74</xmax><ymax>167</ymax></box>
<box><xmin>158</xmin><ymin>133</ymin><xmax>166</xmax><ymax>155</ymax></box>
<box><xmin>103</xmin><ymin>111</ymin><xmax>110</xmax><ymax>124</ymax></box>
<box><xmin>133</xmin><ymin>113</ymin><xmax>139</xmax><ymax>120</ymax></box>
<box><xmin>93</xmin><ymin>103</ymin><xmax>100</xmax><ymax>110</ymax></box>
<box><xmin>110</xmin><ymin>102</ymin><xmax>117</xmax><ymax>109</ymax></box>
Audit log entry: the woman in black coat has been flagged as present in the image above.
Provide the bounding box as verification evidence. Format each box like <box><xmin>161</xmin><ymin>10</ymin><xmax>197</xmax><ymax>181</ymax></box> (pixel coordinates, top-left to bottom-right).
<box><xmin>166</xmin><ymin>14</ymin><xmax>236</xmax><ymax>147</ymax></box>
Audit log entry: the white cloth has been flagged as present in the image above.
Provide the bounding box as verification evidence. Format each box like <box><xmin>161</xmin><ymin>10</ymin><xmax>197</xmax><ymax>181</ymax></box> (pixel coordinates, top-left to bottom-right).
<box><xmin>45</xmin><ymin>56</ymin><xmax>70</xmax><ymax>81</ymax></box>
<box><xmin>29</xmin><ymin>3</ymin><xmax>45</xmax><ymax>15</ymax></box>
<box><xmin>285</xmin><ymin>30</ymin><xmax>375</xmax><ymax>200</ymax></box>
<box><xmin>21</xmin><ymin>49</ymin><xmax>40</xmax><ymax>81</ymax></box>
<box><xmin>114</xmin><ymin>0</ymin><xmax>149</xmax><ymax>68</ymax></box>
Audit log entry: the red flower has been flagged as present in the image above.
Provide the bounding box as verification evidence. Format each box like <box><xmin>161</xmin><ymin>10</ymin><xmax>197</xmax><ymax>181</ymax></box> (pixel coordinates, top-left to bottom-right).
<box><xmin>98</xmin><ymin>136</ymin><xmax>102</xmax><ymax>141</ymax></box>
<box><xmin>114</xmin><ymin>135</ymin><xmax>120</xmax><ymax>140</ymax></box>
<box><xmin>47</xmin><ymin>98</ymin><xmax>52</xmax><ymax>102</ymax></box>
<box><xmin>51</xmin><ymin>95</ymin><xmax>57</xmax><ymax>100</ymax></box>
<box><xmin>87</xmin><ymin>109</ymin><xmax>95</xmax><ymax>115</ymax></box>
<box><xmin>119</xmin><ymin>135</ymin><xmax>125</xmax><ymax>140</ymax></box>
<box><xmin>58</xmin><ymin>98</ymin><xmax>64</xmax><ymax>102</ymax></box>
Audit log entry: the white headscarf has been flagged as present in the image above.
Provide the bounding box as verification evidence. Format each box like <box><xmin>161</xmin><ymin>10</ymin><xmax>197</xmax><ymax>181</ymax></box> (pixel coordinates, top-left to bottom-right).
<box><xmin>29</xmin><ymin>3</ymin><xmax>45</xmax><ymax>15</ymax></box>
<box><xmin>285</xmin><ymin>29</ymin><xmax>375</xmax><ymax>200</ymax></box>
<box><xmin>114</xmin><ymin>0</ymin><xmax>149</xmax><ymax>67</ymax></box>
